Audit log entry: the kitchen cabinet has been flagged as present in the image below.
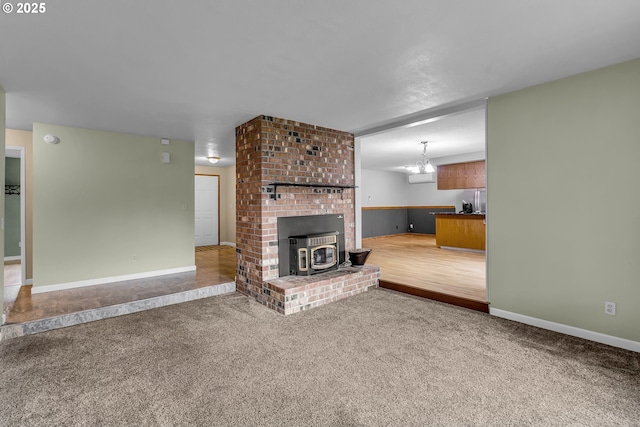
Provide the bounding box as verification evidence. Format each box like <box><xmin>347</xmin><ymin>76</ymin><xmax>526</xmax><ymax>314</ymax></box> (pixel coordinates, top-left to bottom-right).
<box><xmin>434</xmin><ymin>214</ymin><xmax>486</xmax><ymax>251</ymax></box>
<box><xmin>437</xmin><ymin>160</ymin><xmax>485</xmax><ymax>190</ymax></box>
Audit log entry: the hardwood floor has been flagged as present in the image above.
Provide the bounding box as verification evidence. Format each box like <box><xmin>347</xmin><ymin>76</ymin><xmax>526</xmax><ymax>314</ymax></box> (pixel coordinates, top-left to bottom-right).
<box><xmin>2</xmin><ymin>246</ymin><xmax>236</xmax><ymax>324</ymax></box>
<box><xmin>2</xmin><ymin>237</ymin><xmax>486</xmax><ymax>324</ymax></box>
<box><xmin>363</xmin><ymin>234</ymin><xmax>487</xmax><ymax>311</ymax></box>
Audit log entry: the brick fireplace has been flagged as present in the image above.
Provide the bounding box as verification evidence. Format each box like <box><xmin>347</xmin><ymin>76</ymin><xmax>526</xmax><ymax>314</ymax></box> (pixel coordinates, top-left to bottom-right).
<box><xmin>235</xmin><ymin>115</ymin><xmax>379</xmax><ymax>314</ymax></box>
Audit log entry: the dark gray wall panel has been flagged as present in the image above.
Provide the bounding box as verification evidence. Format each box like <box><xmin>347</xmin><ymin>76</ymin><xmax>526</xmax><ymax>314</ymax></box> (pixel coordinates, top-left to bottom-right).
<box><xmin>362</xmin><ymin>209</ymin><xmax>409</xmax><ymax>238</ymax></box>
<box><xmin>408</xmin><ymin>207</ymin><xmax>456</xmax><ymax>234</ymax></box>
<box><xmin>362</xmin><ymin>207</ymin><xmax>456</xmax><ymax>238</ymax></box>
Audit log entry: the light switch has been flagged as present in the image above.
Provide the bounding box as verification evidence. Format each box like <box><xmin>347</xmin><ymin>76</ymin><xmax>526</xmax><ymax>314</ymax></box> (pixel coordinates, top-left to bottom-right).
<box><xmin>161</xmin><ymin>138</ymin><xmax>170</xmax><ymax>145</ymax></box>
<box><xmin>162</xmin><ymin>152</ymin><xmax>170</xmax><ymax>164</ymax></box>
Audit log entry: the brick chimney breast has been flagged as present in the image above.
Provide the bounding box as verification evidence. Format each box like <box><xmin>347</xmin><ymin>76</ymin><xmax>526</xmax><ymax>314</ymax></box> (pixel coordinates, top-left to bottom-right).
<box><xmin>235</xmin><ymin>115</ymin><xmax>360</xmax><ymax>309</ymax></box>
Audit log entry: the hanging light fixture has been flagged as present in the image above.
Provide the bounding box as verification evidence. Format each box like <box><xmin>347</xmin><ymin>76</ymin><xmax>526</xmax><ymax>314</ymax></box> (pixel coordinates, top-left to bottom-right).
<box><xmin>405</xmin><ymin>141</ymin><xmax>435</xmax><ymax>174</ymax></box>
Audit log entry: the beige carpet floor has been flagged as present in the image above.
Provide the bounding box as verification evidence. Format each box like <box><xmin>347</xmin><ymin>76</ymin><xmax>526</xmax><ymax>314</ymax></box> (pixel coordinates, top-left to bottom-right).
<box><xmin>0</xmin><ymin>289</ymin><xmax>638</xmax><ymax>426</ymax></box>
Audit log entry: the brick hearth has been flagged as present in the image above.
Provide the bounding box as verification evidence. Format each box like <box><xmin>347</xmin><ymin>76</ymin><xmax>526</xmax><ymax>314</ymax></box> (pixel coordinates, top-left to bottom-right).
<box><xmin>235</xmin><ymin>115</ymin><xmax>379</xmax><ymax>314</ymax></box>
<box><xmin>264</xmin><ymin>265</ymin><xmax>380</xmax><ymax>315</ymax></box>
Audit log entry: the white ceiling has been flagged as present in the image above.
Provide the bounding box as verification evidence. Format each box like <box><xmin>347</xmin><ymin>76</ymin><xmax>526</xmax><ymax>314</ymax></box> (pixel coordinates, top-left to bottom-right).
<box><xmin>359</xmin><ymin>107</ymin><xmax>486</xmax><ymax>173</ymax></box>
<box><xmin>2</xmin><ymin>1</ymin><xmax>640</xmax><ymax>169</ymax></box>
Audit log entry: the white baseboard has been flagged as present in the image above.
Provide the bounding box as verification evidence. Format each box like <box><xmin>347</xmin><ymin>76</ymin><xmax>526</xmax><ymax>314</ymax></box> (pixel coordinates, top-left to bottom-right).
<box><xmin>25</xmin><ymin>279</ymin><xmax>33</xmax><ymax>285</ymax></box>
<box><xmin>220</xmin><ymin>241</ymin><xmax>236</xmax><ymax>247</ymax></box>
<box><xmin>4</xmin><ymin>256</ymin><xmax>21</xmax><ymax>262</ymax></box>
<box><xmin>490</xmin><ymin>308</ymin><xmax>640</xmax><ymax>353</ymax></box>
<box><xmin>31</xmin><ymin>266</ymin><xmax>197</xmax><ymax>295</ymax></box>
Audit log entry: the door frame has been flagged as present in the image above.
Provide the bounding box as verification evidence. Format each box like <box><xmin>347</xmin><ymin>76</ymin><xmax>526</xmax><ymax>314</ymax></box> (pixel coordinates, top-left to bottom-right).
<box><xmin>195</xmin><ymin>173</ymin><xmax>221</xmax><ymax>246</ymax></box>
<box><xmin>5</xmin><ymin>145</ymin><xmax>26</xmax><ymax>286</ymax></box>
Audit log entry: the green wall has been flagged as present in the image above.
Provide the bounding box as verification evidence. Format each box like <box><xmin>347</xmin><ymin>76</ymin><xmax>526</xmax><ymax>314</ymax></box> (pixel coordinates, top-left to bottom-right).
<box><xmin>4</xmin><ymin>157</ymin><xmax>21</xmax><ymax>257</ymax></box>
<box><xmin>0</xmin><ymin>85</ymin><xmax>5</xmax><ymax>318</ymax></box>
<box><xmin>32</xmin><ymin>123</ymin><xmax>195</xmax><ymax>286</ymax></box>
<box><xmin>487</xmin><ymin>58</ymin><xmax>640</xmax><ymax>343</ymax></box>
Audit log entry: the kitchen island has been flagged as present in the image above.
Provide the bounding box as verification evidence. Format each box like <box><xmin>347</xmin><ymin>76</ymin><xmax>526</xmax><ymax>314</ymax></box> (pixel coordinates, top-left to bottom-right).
<box><xmin>434</xmin><ymin>213</ymin><xmax>486</xmax><ymax>251</ymax></box>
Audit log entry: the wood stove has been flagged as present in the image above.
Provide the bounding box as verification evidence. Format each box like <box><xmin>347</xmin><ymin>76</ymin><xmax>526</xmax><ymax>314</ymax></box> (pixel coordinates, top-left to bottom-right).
<box><xmin>277</xmin><ymin>214</ymin><xmax>346</xmax><ymax>277</ymax></box>
<box><xmin>288</xmin><ymin>231</ymin><xmax>339</xmax><ymax>276</ymax></box>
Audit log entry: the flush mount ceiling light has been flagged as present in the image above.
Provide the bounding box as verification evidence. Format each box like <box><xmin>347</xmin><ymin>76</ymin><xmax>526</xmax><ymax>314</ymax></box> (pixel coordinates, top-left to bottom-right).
<box><xmin>43</xmin><ymin>134</ymin><xmax>59</xmax><ymax>144</ymax></box>
<box><xmin>406</xmin><ymin>141</ymin><xmax>435</xmax><ymax>174</ymax></box>
<box><xmin>207</xmin><ymin>156</ymin><xmax>220</xmax><ymax>164</ymax></box>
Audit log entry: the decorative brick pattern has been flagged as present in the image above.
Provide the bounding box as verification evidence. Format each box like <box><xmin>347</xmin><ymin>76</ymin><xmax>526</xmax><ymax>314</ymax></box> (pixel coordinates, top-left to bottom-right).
<box><xmin>235</xmin><ymin>115</ymin><xmax>367</xmax><ymax>312</ymax></box>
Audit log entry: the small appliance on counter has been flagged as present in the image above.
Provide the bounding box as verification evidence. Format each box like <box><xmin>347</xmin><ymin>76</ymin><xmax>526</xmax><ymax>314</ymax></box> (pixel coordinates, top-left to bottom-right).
<box><xmin>461</xmin><ymin>201</ymin><xmax>473</xmax><ymax>214</ymax></box>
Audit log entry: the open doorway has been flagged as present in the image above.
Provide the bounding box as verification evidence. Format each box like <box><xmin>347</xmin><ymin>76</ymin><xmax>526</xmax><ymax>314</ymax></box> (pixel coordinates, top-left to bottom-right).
<box><xmin>356</xmin><ymin>103</ymin><xmax>487</xmax><ymax>310</ymax></box>
<box><xmin>4</xmin><ymin>146</ymin><xmax>26</xmax><ymax>287</ymax></box>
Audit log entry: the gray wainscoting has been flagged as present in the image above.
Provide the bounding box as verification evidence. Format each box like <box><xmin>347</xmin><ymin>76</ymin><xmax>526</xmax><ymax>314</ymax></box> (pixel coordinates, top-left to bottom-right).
<box><xmin>362</xmin><ymin>209</ymin><xmax>408</xmax><ymax>238</ymax></box>
<box><xmin>362</xmin><ymin>206</ymin><xmax>455</xmax><ymax>238</ymax></box>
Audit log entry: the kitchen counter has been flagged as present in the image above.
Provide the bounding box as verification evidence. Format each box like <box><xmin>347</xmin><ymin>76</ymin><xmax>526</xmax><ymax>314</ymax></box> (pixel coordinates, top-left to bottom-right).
<box><xmin>434</xmin><ymin>213</ymin><xmax>486</xmax><ymax>251</ymax></box>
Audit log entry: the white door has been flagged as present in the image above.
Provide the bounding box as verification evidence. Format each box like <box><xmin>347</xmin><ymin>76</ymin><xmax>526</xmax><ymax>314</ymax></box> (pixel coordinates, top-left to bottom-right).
<box><xmin>195</xmin><ymin>175</ymin><xmax>219</xmax><ymax>246</ymax></box>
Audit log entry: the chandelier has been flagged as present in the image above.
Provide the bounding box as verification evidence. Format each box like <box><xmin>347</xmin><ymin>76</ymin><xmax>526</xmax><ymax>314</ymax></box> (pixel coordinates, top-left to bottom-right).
<box><xmin>406</xmin><ymin>141</ymin><xmax>435</xmax><ymax>174</ymax></box>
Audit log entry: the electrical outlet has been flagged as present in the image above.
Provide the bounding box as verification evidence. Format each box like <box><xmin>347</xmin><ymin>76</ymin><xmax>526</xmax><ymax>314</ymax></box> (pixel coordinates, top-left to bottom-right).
<box><xmin>605</xmin><ymin>301</ymin><xmax>616</xmax><ymax>316</ymax></box>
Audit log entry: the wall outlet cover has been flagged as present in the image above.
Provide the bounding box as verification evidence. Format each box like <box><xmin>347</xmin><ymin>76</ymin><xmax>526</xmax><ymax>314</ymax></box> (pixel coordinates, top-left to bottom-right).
<box><xmin>605</xmin><ymin>301</ymin><xmax>616</xmax><ymax>316</ymax></box>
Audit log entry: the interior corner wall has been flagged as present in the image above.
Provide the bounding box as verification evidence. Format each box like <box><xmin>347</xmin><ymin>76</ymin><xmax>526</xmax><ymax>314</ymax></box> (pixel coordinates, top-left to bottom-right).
<box><xmin>0</xmin><ymin>85</ymin><xmax>5</xmax><ymax>316</ymax></box>
<box><xmin>32</xmin><ymin>123</ymin><xmax>195</xmax><ymax>286</ymax></box>
<box><xmin>194</xmin><ymin>164</ymin><xmax>236</xmax><ymax>245</ymax></box>
<box><xmin>360</xmin><ymin>169</ymin><xmax>463</xmax><ymax>238</ymax></box>
<box><xmin>487</xmin><ymin>58</ymin><xmax>640</xmax><ymax>343</ymax></box>
<box><xmin>4</xmin><ymin>129</ymin><xmax>32</xmax><ymax>280</ymax></box>
<box><xmin>225</xmin><ymin>164</ymin><xmax>236</xmax><ymax>244</ymax></box>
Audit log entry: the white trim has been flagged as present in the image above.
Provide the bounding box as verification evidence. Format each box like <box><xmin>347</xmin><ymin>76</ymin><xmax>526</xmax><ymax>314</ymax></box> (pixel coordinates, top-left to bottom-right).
<box><xmin>4</xmin><ymin>256</ymin><xmax>21</xmax><ymax>262</ymax></box>
<box><xmin>25</xmin><ymin>278</ymin><xmax>33</xmax><ymax>285</ymax></box>
<box><xmin>354</xmin><ymin>136</ymin><xmax>362</xmax><ymax>249</ymax></box>
<box><xmin>31</xmin><ymin>266</ymin><xmax>197</xmax><ymax>294</ymax></box>
<box><xmin>353</xmin><ymin>98</ymin><xmax>486</xmax><ymax>138</ymax></box>
<box><xmin>490</xmin><ymin>308</ymin><xmax>640</xmax><ymax>353</ymax></box>
<box><xmin>220</xmin><ymin>241</ymin><xmax>236</xmax><ymax>247</ymax></box>
<box><xmin>484</xmin><ymin>100</ymin><xmax>490</xmax><ymax>305</ymax></box>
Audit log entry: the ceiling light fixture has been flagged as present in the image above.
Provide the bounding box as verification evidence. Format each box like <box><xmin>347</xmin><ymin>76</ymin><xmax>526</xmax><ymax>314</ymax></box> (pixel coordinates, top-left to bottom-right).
<box><xmin>207</xmin><ymin>156</ymin><xmax>220</xmax><ymax>164</ymax></box>
<box><xmin>406</xmin><ymin>141</ymin><xmax>435</xmax><ymax>174</ymax></box>
<box><xmin>43</xmin><ymin>134</ymin><xmax>59</xmax><ymax>144</ymax></box>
